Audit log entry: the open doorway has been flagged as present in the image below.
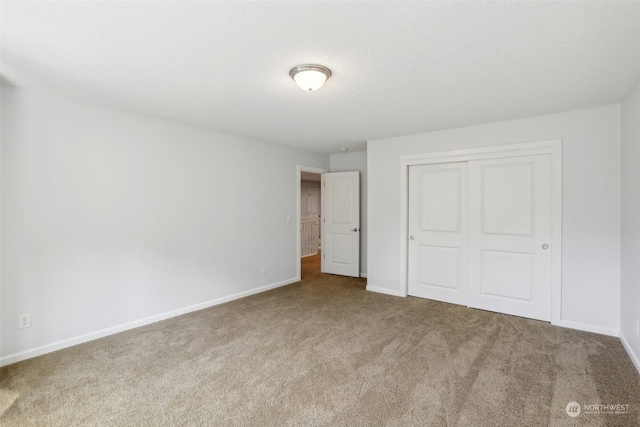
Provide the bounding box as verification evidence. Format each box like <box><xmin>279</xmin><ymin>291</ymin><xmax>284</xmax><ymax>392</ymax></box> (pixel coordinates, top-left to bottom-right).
<box><xmin>296</xmin><ymin>165</ymin><xmax>328</xmax><ymax>281</ymax></box>
<box><xmin>300</xmin><ymin>171</ymin><xmax>322</xmax><ymax>279</ymax></box>
<box><xmin>296</xmin><ymin>165</ymin><xmax>361</xmax><ymax>281</ymax></box>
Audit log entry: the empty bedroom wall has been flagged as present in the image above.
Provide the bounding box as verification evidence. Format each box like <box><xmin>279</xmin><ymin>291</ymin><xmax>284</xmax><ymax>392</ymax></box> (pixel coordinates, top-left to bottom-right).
<box><xmin>367</xmin><ymin>105</ymin><xmax>621</xmax><ymax>335</ymax></box>
<box><xmin>0</xmin><ymin>85</ymin><xmax>328</xmax><ymax>364</ymax></box>
<box><xmin>621</xmin><ymin>76</ymin><xmax>640</xmax><ymax>372</ymax></box>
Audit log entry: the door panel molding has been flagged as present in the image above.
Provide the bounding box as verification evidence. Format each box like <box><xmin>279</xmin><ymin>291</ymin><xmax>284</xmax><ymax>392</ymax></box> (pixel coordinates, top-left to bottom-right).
<box><xmin>399</xmin><ymin>139</ymin><xmax>562</xmax><ymax>325</ymax></box>
<box><xmin>408</xmin><ymin>162</ymin><xmax>468</xmax><ymax>305</ymax></box>
<box><xmin>480</xmin><ymin>162</ymin><xmax>535</xmax><ymax>236</ymax></box>
<box><xmin>468</xmin><ymin>155</ymin><xmax>552</xmax><ymax>321</ymax></box>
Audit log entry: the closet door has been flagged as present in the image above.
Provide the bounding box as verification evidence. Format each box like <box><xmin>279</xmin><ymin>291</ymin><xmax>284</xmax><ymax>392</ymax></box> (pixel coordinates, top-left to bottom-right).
<box><xmin>408</xmin><ymin>163</ymin><xmax>468</xmax><ymax>305</ymax></box>
<box><xmin>467</xmin><ymin>155</ymin><xmax>552</xmax><ymax>321</ymax></box>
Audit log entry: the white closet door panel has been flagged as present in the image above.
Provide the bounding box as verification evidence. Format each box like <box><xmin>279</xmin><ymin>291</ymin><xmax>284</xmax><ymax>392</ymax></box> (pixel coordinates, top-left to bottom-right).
<box><xmin>420</xmin><ymin>169</ymin><xmax>461</xmax><ymax>232</ymax></box>
<box><xmin>408</xmin><ymin>163</ymin><xmax>468</xmax><ymax>306</ymax></box>
<box><xmin>482</xmin><ymin>163</ymin><xmax>534</xmax><ymax>236</ymax></box>
<box><xmin>417</xmin><ymin>245</ymin><xmax>460</xmax><ymax>289</ymax></box>
<box><xmin>468</xmin><ymin>155</ymin><xmax>552</xmax><ymax>321</ymax></box>
<box><xmin>480</xmin><ymin>250</ymin><xmax>533</xmax><ymax>300</ymax></box>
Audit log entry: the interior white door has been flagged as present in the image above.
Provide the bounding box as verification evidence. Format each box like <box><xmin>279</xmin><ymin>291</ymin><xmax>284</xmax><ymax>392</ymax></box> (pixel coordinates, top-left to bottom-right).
<box><xmin>308</xmin><ymin>188</ymin><xmax>321</xmax><ymax>217</ymax></box>
<box><xmin>467</xmin><ymin>155</ymin><xmax>552</xmax><ymax>321</ymax></box>
<box><xmin>321</xmin><ymin>171</ymin><xmax>360</xmax><ymax>277</ymax></box>
<box><xmin>408</xmin><ymin>163</ymin><xmax>468</xmax><ymax>305</ymax></box>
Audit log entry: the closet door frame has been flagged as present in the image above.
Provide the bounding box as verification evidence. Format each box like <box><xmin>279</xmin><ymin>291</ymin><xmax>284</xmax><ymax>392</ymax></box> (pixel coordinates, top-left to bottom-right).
<box><xmin>399</xmin><ymin>139</ymin><xmax>562</xmax><ymax>324</ymax></box>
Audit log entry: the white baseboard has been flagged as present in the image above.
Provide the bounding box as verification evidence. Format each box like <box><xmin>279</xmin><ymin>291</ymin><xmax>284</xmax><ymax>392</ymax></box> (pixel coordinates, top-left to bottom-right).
<box><xmin>0</xmin><ymin>277</ymin><xmax>298</xmax><ymax>367</ymax></box>
<box><xmin>553</xmin><ymin>319</ymin><xmax>619</xmax><ymax>337</ymax></box>
<box><xmin>366</xmin><ymin>285</ymin><xmax>405</xmax><ymax>297</ymax></box>
<box><xmin>360</xmin><ymin>272</ymin><xmax>367</xmax><ymax>278</ymax></box>
<box><xmin>619</xmin><ymin>332</ymin><xmax>640</xmax><ymax>375</ymax></box>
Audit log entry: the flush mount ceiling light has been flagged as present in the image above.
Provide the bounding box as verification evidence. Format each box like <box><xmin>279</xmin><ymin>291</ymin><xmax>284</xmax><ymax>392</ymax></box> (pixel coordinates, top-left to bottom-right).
<box><xmin>289</xmin><ymin>64</ymin><xmax>332</xmax><ymax>91</ymax></box>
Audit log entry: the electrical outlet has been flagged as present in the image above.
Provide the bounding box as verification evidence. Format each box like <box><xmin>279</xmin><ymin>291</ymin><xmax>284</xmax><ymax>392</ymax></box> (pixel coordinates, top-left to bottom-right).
<box><xmin>261</xmin><ymin>265</ymin><xmax>267</xmax><ymax>274</ymax></box>
<box><xmin>19</xmin><ymin>313</ymin><xmax>31</xmax><ymax>329</ymax></box>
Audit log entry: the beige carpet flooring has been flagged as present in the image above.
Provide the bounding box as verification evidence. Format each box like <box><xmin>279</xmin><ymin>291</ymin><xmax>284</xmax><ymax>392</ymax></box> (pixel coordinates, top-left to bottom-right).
<box><xmin>1</xmin><ymin>254</ymin><xmax>639</xmax><ymax>426</ymax></box>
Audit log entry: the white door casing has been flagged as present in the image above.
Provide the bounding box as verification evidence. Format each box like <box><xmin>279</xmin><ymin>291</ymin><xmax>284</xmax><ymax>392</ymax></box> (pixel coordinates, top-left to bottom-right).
<box><xmin>408</xmin><ymin>162</ymin><xmax>468</xmax><ymax>305</ymax></box>
<box><xmin>322</xmin><ymin>171</ymin><xmax>360</xmax><ymax>277</ymax></box>
<box><xmin>467</xmin><ymin>155</ymin><xmax>552</xmax><ymax>321</ymax></box>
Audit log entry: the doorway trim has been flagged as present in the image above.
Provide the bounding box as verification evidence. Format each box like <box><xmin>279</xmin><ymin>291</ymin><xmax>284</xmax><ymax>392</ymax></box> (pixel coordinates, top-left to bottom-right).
<box><xmin>399</xmin><ymin>139</ymin><xmax>562</xmax><ymax>324</ymax></box>
<box><xmin>297</xmin><ymin>165</ymin><xmax>329</xmax><ymax>281</ymax></box>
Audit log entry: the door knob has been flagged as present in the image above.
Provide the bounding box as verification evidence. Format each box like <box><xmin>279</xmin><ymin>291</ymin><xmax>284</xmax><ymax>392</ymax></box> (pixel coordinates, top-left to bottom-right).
<box><xmin>410</xmin><ymin>236</ymin><xmax>415</xmax><ymax>240</ymax></box>
<box><xmin>350</xmin><ymin>228</ymin><xmax>359</xmax><ymax>232</ymax></box>
<box><xmin>542</xmin><ymin>244</ymin><xmax>549</xmax><ymax>250</ymax></box>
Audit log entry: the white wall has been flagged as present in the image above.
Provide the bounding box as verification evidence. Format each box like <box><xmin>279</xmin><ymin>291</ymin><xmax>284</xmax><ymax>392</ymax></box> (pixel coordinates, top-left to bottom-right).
<box><xmin>621</xmin><ymin>77</ymin><xmax>640</xmax><ymax>372</ymax></box>
<box><xmin>0</xmin><ymin>85</ymin><xmax>329</xmax><ymax>364</ymax></box>
<box><xmin>330</xmin><ymin>150</ymin><xmax>368</xmax><ymax>276</ymax></box>
<box><xmin>368</xmin><ymin>105</ymin><xmax>621</xmax><ymax>335</ymax></box>
<box><xmin>300</xmin><ymin>180</ymin><xmax>320</xmax><ymax>218</ymax></box>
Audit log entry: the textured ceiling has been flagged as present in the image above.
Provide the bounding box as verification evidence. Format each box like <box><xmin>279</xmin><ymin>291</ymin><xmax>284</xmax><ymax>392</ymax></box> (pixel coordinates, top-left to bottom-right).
<box><xmin>2</xmin><ymin>1</ymin><xmax>639</xmax><ymax>154</ymax></box>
